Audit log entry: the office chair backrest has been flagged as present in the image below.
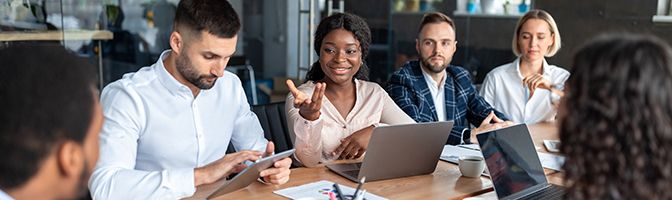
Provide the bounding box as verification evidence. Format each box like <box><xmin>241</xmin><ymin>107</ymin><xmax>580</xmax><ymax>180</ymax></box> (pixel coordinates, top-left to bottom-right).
<box><xmin>252</xmin><ymin>102</ymin><xmax>293</xmax><ymax>153</ymax></box>
<box><xmin>225</xmin><ymin>102</ymin><xmax>293</xmax><ymax>154</ymax></box>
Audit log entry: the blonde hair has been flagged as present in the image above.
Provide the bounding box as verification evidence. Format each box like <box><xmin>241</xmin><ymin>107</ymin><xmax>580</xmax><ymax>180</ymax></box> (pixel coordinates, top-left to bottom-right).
<box><xmin>512</xmin><ymin>9</ymin><xmax>561</xmax><ymax>57</ymax></box>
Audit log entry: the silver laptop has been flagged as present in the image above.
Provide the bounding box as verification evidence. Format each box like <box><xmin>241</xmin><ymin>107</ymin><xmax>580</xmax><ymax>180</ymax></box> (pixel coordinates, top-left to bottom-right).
<box><xmin>326</xmin><ymin>121</ymin><xmax>453</xmax><ymax>182</ymax></box>
<box><xmin>476</xmin><ymin>124</ymin><xmax>565</xmax><ymax>200</ymax></box>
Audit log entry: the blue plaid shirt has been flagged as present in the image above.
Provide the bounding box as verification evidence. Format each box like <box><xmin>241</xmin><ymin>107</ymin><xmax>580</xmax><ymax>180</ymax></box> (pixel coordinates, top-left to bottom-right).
<box><xmin>386</xmin><ymin>61</ymin><xmax>508</xmax><ymax>144</ymax></box>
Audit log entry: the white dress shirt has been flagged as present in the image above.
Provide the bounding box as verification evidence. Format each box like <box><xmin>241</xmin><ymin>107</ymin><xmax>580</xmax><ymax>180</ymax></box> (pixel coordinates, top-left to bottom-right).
<box><xmin>420</xmin><ymin>67</ymin><xmax>447</xmax><ymax>121</ymax></box>
<box><xmin>0</xmin><ymin>189</ymin><xmax>13</xmax><ymax>200</ymax></box>
<box><xmin>89</xmin><ymin>50</ymin><xmax>267</xmax><ymax>199</ymax></box>
<box><xmin>286</xmin><ymin>80</ymin><xmax>415</xmax><ymax>167</ymax></box>
<box><xmin>480</xmin><ymin>58</ymin><xmax>569</xmax><ymax>124</ymax></box>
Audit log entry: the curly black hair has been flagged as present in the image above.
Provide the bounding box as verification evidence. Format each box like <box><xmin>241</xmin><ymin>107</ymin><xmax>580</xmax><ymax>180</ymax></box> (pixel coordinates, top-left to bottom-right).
<box><xmin>305</xmin><ymin>12</ymin><xmax>371</xmax><ymax>82</ymax></box>
<box><xmin>559</xmin><ymin>33</ymin><xmax>672</xmax><ymax>199</ymax></box>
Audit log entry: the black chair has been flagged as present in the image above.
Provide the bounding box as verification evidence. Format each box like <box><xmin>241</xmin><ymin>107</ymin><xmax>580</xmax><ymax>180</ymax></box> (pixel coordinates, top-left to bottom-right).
<box><xmin>226</xmin><ymin>102</ymin><xmax>293</xmax><ymax>154</ymax></box>
<box><xmin>252</xmin><ymin>102</ymin><xmax>293</xmax><ymax>153</ymax></box>
<box><xmin>225</xmin><ymin>102</ymin><xmax>302</xmax><ymax>167</ymax></box>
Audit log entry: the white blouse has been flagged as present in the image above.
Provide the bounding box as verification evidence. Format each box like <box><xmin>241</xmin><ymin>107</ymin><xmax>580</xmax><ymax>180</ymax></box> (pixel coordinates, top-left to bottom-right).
<box><xmin>480</xmin><ymin>58</ymin><xmax>570</xmax><ymax>124</ymax></box>
<box><xmin>286</xmin><ymin>79</ymin><xmax>415</xmax><ymax>167</ymax></box>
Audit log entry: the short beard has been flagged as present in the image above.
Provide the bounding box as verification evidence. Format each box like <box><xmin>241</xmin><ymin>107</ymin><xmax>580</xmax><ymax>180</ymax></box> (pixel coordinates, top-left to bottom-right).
<box><xmin>420</xmin><ymin>56</ymin><xmax>448</xmax><ymax>73</ymax></box>
<box><xmin>175</xmin><ymin>53</ymin><xmax>217</xmax><ymax>90</ymax></box>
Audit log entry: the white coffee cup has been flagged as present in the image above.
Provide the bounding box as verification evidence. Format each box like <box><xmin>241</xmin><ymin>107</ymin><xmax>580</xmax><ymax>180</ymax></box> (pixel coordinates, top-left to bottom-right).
<box><xmin>458</xmin><ymin>156</ymin><xmax>485</xmax><ymax>178</ymax></box>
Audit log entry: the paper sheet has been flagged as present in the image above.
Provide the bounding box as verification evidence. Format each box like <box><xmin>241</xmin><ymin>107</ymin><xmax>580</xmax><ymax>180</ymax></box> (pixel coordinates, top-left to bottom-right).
<box><xmin>537</xmin><ymin>152</ymin><xmax>565</xmax><ymax>171</ymax></box>
<box><xmin>440</xmin><ymin>145</ymin><xmax>566</xmax><ymax>171</ymax></box>
<box><xmin>439</xmin><ymin>145</ymin><xmax>483</xmax><ymax>164</ymax></box>
<box><xmin>274</xmin><ymin>180</ymin><xmax>387</xmax><ymax>200</ymax></box>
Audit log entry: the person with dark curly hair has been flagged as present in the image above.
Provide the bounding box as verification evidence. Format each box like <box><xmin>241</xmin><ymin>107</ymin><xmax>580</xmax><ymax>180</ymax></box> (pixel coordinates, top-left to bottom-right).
<box><xmin>559</xmin><ymin>33</ymin><xmax>672</xmax><ymax>199</ymax></box>
<box><xmin>285</xmin><ymin>13</ymin><xmax>414</xmax><ymax>167</ymax></box>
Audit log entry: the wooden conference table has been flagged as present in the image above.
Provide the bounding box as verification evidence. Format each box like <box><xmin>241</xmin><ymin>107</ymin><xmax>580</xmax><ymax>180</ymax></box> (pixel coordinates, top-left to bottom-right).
<box><xmin>214</xmin><ymin>122</ymin><xmax>561</xmax><ymax>200</ymax></box>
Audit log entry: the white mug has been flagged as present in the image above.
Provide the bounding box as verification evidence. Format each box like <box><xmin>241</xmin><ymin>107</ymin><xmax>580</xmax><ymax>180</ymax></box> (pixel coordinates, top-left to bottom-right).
<box><xmin>458</xmin><ymin>156</ymin><xmax>485</xmax><ymax>178</ymax></box>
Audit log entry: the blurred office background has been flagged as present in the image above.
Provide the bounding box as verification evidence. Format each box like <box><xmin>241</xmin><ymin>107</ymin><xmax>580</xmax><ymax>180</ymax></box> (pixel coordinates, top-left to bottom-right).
<box><xmin>2</xmin><ymin>0</ymin><xmax>672</xmax><ymax>105</ymax></box>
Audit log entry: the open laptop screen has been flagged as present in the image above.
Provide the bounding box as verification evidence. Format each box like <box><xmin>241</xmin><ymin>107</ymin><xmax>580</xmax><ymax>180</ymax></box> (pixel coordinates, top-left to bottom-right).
<box><xmin>476</xmin><ymin>124</ymin><xmax>547</xmax><ymax>198</ymax></box>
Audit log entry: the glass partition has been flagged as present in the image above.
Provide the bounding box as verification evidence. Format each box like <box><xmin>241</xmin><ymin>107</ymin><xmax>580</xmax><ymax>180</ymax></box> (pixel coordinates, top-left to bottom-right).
<box><xmin>1</xmin><ymin>0</ymin><xmax>111</xmax><ymax>89</ymax></box>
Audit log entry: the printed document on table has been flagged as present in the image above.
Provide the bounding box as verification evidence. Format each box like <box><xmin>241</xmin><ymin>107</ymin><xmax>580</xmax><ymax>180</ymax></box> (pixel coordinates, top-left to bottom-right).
<box><xmin>537</xmin><ymin>152</ymin><xmax>565</xmax><ymax>171</ymax></box>
<box><xmin>440</xmin><ymin>144</ymin><xmax>566</xmax><ymax>171</ymax></box>
<box><xmin>439</xmin><ymin>144</ymin><xmax>483</xmax><ymax>164</ymax></box>
<box><xmin>274</xmin><ymin>180</ymin><xmax>387</xmax><ymax>200</ymax></box>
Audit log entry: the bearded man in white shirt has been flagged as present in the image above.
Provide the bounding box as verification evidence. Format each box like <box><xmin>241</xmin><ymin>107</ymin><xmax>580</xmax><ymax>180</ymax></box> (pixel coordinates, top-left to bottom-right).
<box><xmin>88</xmin><ymin>0</ymin><xmax>292</xmax><ymax>199</ymax></box>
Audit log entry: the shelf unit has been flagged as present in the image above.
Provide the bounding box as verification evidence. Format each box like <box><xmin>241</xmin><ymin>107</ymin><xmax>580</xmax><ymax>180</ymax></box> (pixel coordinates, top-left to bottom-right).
<box><xmin>0</xmin><ymin>30</ymin><xmax>114</xmax><ymax>89</ymax></box>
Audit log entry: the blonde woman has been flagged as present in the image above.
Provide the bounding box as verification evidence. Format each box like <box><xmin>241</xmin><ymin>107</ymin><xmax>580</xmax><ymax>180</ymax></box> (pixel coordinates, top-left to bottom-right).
<box><xmin>480</xmin><ymin>9</ymin><xmax>569</xmax><ymax>124</ymax></box>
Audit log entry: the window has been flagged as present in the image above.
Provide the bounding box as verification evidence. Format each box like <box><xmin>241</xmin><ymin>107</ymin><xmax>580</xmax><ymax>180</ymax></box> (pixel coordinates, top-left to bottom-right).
<box><xmin>453</xmin><ymin>0</ymin><xmax>531</xmax><ymax>18</ymax></box>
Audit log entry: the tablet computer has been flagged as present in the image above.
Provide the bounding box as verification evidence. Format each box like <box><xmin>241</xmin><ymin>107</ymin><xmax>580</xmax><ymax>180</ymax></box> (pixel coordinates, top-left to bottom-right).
<box><xmin>186</xmin><ymin>149</ymin><xmax>295</xmax><ymax>199</ymax></box>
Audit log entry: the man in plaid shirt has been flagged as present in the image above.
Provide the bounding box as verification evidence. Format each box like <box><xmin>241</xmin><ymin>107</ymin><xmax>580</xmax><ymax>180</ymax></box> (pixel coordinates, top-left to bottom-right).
<box><xmin>386</xmin><ymin>12</ymin><xmax>512</xmax><ymax>145</ymax></box>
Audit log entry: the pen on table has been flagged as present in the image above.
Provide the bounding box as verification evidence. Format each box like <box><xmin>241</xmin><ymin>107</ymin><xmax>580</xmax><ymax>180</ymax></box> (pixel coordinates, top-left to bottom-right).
<box><xmin>333</xmin><ymin>183</ymin><xmax>344</xmax><ymax>200</ymax></box>
<box><xmin>353</xmin><ymin>177</ymin><xmax>366</xmax><ymax>199</ymax></box>
<box><xmin>353</xmin><ymin>190</ymin><xmax>366</xmax><ymax>200</ymax></box>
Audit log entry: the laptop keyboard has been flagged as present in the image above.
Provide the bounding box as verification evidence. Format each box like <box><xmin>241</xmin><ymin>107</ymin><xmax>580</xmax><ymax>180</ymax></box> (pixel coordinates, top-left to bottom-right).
<box><xmin>518</xmin><ymin>185</ymin><xmax>565</xmax><ymax>200</ymax></box>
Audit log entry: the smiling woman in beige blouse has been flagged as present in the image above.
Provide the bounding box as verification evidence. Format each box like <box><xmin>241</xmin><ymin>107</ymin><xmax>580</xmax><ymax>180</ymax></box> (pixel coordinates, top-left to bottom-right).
<box><xmin>285</xmin><ymin>13</ymin><xmax>415</xmax><ymax>167</ymax></box>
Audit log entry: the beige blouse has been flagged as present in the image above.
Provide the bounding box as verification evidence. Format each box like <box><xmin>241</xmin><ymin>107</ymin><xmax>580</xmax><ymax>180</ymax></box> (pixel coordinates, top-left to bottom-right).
<box><xmin>286</xmin><ymin>79</ymin><xmax>415</xmax><ymax>167</ymax></box>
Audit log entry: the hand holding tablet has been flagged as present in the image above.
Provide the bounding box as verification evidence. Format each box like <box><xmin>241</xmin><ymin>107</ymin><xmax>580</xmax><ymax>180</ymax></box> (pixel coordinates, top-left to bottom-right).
<box><xmin>186</xmin><ymin>149</ymin><xmax>296</xmax><ymax>199</ymax></box>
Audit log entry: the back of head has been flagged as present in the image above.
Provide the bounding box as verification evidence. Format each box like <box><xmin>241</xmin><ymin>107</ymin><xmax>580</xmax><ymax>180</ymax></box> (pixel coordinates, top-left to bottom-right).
<box><xmin>560</xmin><ymin>33</ymin><xmax>672</xmax><ymax>199</ymax></box>
<box><xmin>0</xmin><ymin>44</ymin><xmax>96</xmax><ymax>190</ymax></box>
<box><xmin>173</xmin><ymin>0</ymin><xmax>240</xmax><ymax>39</ymax></box>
